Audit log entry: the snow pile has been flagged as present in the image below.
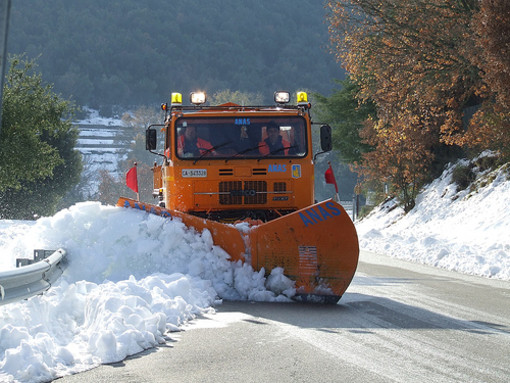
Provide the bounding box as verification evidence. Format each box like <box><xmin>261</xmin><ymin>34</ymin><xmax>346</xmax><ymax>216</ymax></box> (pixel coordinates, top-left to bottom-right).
<box><xmin>356</xmin><ymin>158</ymin><xmax>510</xmax><ymax>280</ymax></box>
<box><xmin>0</xmin><ymin>202</ymin><xmax>294</xmax><ymax>382</ymax></box>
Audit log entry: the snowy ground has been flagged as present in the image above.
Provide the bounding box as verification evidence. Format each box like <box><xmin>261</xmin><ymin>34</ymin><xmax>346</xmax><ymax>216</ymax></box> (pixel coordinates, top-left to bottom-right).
<box><xmin>356</xmin><ymin>156</ymin><xmax>510</xmax><ymax>281</ymax></box>
<box><xmin>0</xmin><ymin>156</ymin><xmax>509</xmax><ymax>382</ymax></box>
<box><xmin>0</xmin><ymin>203</ymin><xmax>294</xmax><ymax>383</ymax></box>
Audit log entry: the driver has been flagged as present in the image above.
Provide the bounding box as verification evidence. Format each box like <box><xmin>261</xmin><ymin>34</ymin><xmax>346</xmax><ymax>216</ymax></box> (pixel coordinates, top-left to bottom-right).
<box><xmin>259</xmin><ymin>122</ymin><xmax>291</xmax><ymax>156</ymax></box>
<box><xmin>177</xmin><ymin>125</ymin><xmax>214</xmax><ymax>157</ymax></box>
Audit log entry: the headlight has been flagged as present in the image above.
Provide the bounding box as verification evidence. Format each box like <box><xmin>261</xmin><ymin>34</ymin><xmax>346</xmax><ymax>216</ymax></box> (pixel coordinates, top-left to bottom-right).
<box><xmin>274</xmin><ymin>91</ymin><xmax>290</xmax><ymax>104</ymax></box>
<box><xmin>190</xmin><ymin>91</ymin><xmax>207</xmax><ymax>105</ymax></box>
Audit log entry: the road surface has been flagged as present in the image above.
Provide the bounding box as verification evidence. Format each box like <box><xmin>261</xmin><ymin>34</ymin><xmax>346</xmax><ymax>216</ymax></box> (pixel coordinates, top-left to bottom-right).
<box><xmin>56</xmin><ymin>250</ymin><xmax>510</xmax><ymax>382</ymax></box>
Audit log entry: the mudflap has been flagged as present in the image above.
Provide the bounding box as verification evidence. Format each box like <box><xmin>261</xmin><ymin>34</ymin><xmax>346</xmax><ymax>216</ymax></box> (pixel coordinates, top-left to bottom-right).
<box><xmin>248</xmin><ymin>199</ymin><xmax>359</xmax><ymax>299</ymax></box>
<box><xmin>117</xmin><ymin>197</ymin><xmax>359</xmax><ymax>302</ymax></box>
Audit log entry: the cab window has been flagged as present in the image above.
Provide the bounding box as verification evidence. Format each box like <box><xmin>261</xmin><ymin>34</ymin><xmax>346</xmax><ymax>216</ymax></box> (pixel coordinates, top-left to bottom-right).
<box><xmin>174</xmin><ymin>116</ymin><xmax>307</xmax><ymax>159</ymax></box>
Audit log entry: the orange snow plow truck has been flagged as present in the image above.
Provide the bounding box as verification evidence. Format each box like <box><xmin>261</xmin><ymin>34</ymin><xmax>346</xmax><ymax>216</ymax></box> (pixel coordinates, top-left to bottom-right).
<box><xmin>118</xmin><ymin>91</ymin><xmax>358</xmax><ymax>303</ymax></box>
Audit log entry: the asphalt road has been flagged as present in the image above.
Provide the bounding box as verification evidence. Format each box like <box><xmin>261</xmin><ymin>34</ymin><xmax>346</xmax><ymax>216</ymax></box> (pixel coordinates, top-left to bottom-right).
<box><xmin>55</xmin><ymin>250</ymin><xmax>510</xmax><ymax>383</ymax></box>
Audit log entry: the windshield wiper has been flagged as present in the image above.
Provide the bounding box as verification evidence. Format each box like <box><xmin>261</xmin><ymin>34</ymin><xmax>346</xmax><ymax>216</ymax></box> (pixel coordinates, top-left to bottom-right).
<box><xmin>193</xmin><ymin>141</ymin><xmax>232</xmax><ymax>164</ymax></box>
<box><xmin>225</xmin><ymin>144</ymin><xmax>265</xmax><ymax>161</ymax></box>
<box><xmin>263</xmin><ymin>145</ymin><xmax>298</xmax><ymax>158</ymax></box>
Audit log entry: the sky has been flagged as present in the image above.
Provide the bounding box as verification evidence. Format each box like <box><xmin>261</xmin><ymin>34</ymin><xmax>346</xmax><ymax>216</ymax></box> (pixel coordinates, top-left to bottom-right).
<box><xmin>0</xmin><ymin>152</ymin><xmax>509</xmax><ymax>382</ymax></box>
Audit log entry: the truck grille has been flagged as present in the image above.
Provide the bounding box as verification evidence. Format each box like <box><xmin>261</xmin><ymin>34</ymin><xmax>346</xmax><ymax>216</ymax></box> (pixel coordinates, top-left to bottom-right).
<box><xmin>219</xmin><ymin>181</ymin><xmax>267</xmax><ymax>205</ymax></box>
<box><xmin>274</xmin><ymin>182</ymin><xmax>286</xmax><ymax>192</ymax></box>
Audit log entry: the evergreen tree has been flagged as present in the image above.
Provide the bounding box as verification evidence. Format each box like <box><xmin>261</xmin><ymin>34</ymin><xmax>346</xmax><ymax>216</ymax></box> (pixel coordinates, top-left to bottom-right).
<box><xmin>314</xmin><ymin>77</ymin><xmax>376</xmax><ymax>164</ymax></box>
<box><xmin>0</xmin><ymin>56</ymin><xmax>82</xmax><ymax>219</ymax></box>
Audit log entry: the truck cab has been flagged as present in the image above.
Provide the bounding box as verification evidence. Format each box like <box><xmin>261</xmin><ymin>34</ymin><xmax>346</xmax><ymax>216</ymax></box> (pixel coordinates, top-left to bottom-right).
<box><xmin>147</xmin><ymin>91</ymin><xmax>331</xmax><ymax>222</ymax></box>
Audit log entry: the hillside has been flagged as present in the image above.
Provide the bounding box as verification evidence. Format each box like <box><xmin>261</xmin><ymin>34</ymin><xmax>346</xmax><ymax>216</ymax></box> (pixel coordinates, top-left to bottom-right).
<box><xmin>356</xmin><ymin>153</ymin><xmax>510</xmax><ymax>281</ymax></box>
<box><xmin>75</xmin><ymin>110</ymin><xmax>131</xmax><ymax>197</ymax></box>
<box><xmin>8</xmin><ymin>1</ymin><xmax>343</xmax><ymax>110</ymax></box>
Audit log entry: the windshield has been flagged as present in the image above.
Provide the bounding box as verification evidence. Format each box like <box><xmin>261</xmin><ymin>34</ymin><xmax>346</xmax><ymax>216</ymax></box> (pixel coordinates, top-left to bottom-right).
<box><xmin>174</xmin><ymin>116</ymin><xmax>307</xmax><ymax>160</ymax></box>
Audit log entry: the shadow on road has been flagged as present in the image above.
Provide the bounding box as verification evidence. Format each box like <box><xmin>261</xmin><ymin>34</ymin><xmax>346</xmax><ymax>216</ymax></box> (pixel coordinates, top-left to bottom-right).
<box><xmin>211</xmin><ymin>292</ymin><xmax>507</xmax><ymax>335</ymax></box>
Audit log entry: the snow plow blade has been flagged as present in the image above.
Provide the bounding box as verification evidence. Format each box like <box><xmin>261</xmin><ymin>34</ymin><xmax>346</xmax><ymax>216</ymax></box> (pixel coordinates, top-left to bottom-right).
<box><xmin>248</xmin><ymin>199</ymin><xmax>358</xmax><ymax>300</ymax></box>
<box><xmin>117</xmin><ymin>197</ymin><xmax>358</xmax><ymax>302</ymax></box>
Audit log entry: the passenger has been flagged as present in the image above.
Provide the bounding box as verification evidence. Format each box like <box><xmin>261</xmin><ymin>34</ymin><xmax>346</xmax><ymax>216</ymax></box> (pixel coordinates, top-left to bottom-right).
<box><xmin>259</xmin><ymin>122</ymin><xmax>291</xmax><ymax>156</ymax></box>
<box><xmin>177</xmin><ymin>126</ymin><xmax>214</xmax><ymax>157</ymax></box>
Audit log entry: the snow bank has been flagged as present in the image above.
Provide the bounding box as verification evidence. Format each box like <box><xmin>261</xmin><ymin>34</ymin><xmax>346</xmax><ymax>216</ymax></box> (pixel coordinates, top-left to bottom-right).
<box><xmin>357</xmin><ymin>159</ymin><xmax>510</xmax><ymax>280</ymax></box>
<box><xmin>0</xmin><ymin>202</ymin><xmax>294</xmax><ymax>382</ymax></box>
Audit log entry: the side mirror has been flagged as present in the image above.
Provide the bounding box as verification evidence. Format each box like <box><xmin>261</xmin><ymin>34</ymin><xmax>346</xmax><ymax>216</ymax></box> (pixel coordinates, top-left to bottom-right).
<box><xmin>320</xmin><ymin>125</ymin><xmax>332</xmax><ymax>152</ymax></box>
<box><xmin>146</xmin><ymin>128</ymin><xmax>157</xmax><ymax>151</ymax></box>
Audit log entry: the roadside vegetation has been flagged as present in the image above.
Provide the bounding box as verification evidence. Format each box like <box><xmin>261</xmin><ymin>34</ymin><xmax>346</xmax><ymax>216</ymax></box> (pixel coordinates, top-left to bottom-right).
<box><xmin>315</xmin><ymin>0</ymin><xmax>510</xmax><ymax>213</ymax></box>
<box><xmin>0</xmin><ymin>56</ymin><xmax>81</xmax><ymax>219</ymax></box>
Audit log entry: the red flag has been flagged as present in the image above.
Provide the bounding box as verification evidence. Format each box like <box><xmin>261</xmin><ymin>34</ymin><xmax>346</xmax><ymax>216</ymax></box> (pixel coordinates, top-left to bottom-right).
<box><xmin>126</xmin><ymin>164</ymin><xmax>138</xmax><ymax>194</ymax></box>
<box><xmin>324</xmin><ymin>163</ymin><xmax>338</xmax><ymax>194</ymax></box>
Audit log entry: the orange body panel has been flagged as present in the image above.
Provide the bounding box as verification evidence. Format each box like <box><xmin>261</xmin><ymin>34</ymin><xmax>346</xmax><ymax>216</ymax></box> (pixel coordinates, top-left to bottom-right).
<box><xmin>162</xmin><ymin>159</ymin><xmax>314</xmax><ymax>214</ymax></box>
<box><xmin>152</xmin><ymin>165</ymin><xmax>162</xmax><ymax>190</ymax></box>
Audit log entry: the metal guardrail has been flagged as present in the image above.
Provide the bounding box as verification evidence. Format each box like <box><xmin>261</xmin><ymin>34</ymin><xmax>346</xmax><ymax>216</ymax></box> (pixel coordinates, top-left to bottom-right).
<box><xmin>0</xmin><ymin>248</ymin><xmax>67</xmax><ymax>305</ymax></box>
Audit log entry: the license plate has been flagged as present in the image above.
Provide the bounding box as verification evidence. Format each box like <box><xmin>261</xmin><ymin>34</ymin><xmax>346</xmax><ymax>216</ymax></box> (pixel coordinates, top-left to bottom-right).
<box><xmin>182</xmin><ymin>169</ymin><xmax>207</xmax><ymax>178</ymax></box>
